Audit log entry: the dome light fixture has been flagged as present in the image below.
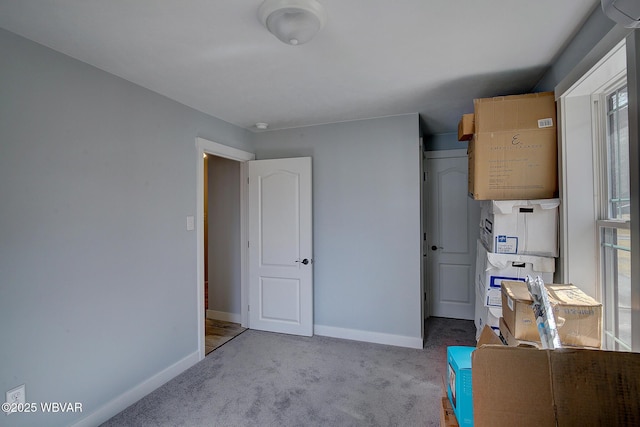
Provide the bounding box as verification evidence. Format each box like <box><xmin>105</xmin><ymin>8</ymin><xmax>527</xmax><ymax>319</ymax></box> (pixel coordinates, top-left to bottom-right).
<box><xmin>258</xmin><ymin>0</ymin><xmax>326</xmax><ymax>46</ymax></box>
<box><xmin>255</xmin><ymin>122</ymin><xmax>269</xmax><ymax>130</ymax></box>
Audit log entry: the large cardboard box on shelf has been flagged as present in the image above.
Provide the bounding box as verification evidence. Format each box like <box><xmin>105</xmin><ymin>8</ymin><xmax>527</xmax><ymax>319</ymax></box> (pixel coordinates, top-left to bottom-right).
<box><xmin>475</xmin><ymin>240</ymin><xmax>555</xmax><ymax>309</ymax></box>
<box><xmin>468</xmin><ymin>92</ymin><xmax>558</xmax><ymax>200</ymax></box>
<box><xmin>501</xmin><ymin>280</ymin><xmax>602</xmax><ymax>348</ymax></box>
<box><xmin>473</xmin><ymin>327</ymin><xmax>640</xmax><ymax>426</ymax></box>
<box><xmin>479</xmin><ymin>198</ymin><xmax>559</xmax><ymax>257</ymax></box>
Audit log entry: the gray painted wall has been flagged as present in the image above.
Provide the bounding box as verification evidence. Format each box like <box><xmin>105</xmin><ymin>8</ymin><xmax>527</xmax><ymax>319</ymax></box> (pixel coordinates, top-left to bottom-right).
<box><xmin>424</xmin><ymin>132</ymin><xmax>466</xmax><ymax>151</ymax></box>
<box><xmin>534</xmin><ymin>5</ymin><xmax>615</xmax><ymax>92</ymax></box>
<box><xmin>0</xmin><ymin>28</ymin><xmax>251</xmax><ymax>427</ymax></box>
<box><xmin>207</xmin><ymin>156</ymin><xmax>241</xmax><ymax>316</ymax></box>
<box><xmin>252</xmin><ymin>115</ymin><xmax>422</xmax><ymax>340</ymax></box>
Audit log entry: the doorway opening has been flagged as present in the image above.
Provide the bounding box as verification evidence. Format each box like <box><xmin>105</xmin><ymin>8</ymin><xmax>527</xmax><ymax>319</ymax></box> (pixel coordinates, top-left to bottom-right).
<box><xmin>203</xmin><ymin>153</ymin><xmax>247</xmax><ymax>355</ymax></box>
<box><xmin>196</xmin><ymin>137</ymin><xmax>255</xmax><ymax>360</ymax></box>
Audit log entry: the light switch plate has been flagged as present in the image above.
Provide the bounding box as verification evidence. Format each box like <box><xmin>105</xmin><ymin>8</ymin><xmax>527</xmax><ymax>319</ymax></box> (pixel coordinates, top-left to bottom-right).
<box><xmin>186</xmin><ymin>215</ymin><xmax>195</xmax><ymax>231</ymax></box>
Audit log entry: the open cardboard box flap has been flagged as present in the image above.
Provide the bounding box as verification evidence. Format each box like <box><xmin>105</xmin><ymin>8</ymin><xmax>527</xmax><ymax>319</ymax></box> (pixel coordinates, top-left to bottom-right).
<box><xmin>473</xmin><ymin>326</ymin><xmax>640</xmax><ymax>426</ymax></box>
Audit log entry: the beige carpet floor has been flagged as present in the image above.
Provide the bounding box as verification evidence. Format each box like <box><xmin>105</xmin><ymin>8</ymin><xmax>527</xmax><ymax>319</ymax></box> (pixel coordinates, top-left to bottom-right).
<box><xmin>101</xmin><ymin>317</ymin><xmax>476</xmax><ymax>426</ymax></box>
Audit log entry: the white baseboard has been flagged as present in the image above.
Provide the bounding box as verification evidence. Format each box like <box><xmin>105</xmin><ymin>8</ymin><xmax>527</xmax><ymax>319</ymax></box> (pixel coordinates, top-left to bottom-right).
<box><xmin>71</xmin><ymin>351</ymin><xmax>199</xmax><ymax>427</ymax></box>
<box><xmin>206</xmin><ymin>309</ymin><xmax>242</xmax><ymax>324</ymax></box>
<box><xmin>314</xmin><ymin>324</ymin><xmax>423</xmax><ymax>349</ymax></box>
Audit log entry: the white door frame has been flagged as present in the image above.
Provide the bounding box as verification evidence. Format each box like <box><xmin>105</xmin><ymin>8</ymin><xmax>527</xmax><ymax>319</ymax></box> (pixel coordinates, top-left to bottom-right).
<box><xmin>419</xmin><ymin>137</ymin><xmax>426</xmax><ymax>342</ymax></box>
<box><xmin>196</xmin><ymin>137</ymin><xmax>255</xmax><ymax>360</ymax></box>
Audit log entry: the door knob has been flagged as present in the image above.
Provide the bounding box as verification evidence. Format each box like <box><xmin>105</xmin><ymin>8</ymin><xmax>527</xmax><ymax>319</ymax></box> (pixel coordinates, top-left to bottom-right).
<box><xmin>431</xmin><ymin>246</ymin><xmax>443</xmax><ymax>251</ymax></box>
<box><xmin>296</xmin><ymin>258</ymin><xmax>310</xmax><ymax>265</ymax></box>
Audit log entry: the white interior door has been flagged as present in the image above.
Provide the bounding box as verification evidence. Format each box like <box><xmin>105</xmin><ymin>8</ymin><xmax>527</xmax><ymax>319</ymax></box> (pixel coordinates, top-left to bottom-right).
<box><xmin>248</xmin><ymin>157</ymin><xmax>313</xmax><ymax>336</ymax></box>
<box><xmin>427</xmin><ymin>150</ymin><xmax>479</xmax><ymax>320</ymax></box>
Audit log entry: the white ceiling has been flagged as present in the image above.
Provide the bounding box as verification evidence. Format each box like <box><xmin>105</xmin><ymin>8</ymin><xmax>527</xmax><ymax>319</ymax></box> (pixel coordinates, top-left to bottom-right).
<box><xmin>0</xmin><ymin>0</ymin><xmax>600</xmax><ymax>133</ymax></box>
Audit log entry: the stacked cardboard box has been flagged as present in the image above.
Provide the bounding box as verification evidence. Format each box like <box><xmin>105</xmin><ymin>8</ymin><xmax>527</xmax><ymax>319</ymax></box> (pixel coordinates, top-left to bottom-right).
<box><xmin>460</xmin><ymin>92</ymin><xmax>558</xmax><ymax>201</ymax></box>
<box><xmin>500</xmin><ymin>280</ymin><xmax>602</xmax><ymax>348</ymax></box>
<box><xmin>474</xmin><ymin>240</ymin><xmax>555</xmax><ymax>338</ymax></box>
<box><xmin>473</xmin><ymin>325</ymin><xmax>640</xmax><ymax>427</ymax></box>
<box><xmin>461</xmin><ymin>92</ymin><xmax>567</xmax><ymax>340</ymax></box>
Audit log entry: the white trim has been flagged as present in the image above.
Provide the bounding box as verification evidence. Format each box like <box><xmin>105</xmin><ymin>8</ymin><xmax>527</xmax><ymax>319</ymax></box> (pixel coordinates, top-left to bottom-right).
<box><xmin>239</xmin><ymin>162</ymin><xmax>250</xmax><ymax>329</ymax></box>
<box><xmin>71</xmin><ymin>351</ymin><xmax>199</xmax><ymax>427</ymax></box>
<box><xmin>626</xmin><ymin>30</ymin><xmax>640</xmax><ymax>351</ymax></box>
<box><xmin>556</xmin><ymin>38</ymin><xmax>628</xmax><ymax>296</ymax></box>
<box><xmin>196</xmin><ymin>137</ymin><xmax>255</xmax><ymax>162</ymax></box>
<box><xmin>424</xmin><ymin>148</ymin><xmax>467</xmax><ymax>159</ymax></box>
<box><xmin>196</xmin><ymin>137</ymin><xmax>254</xmax><ymax>361</ymax></box>
<box><xmin>560</xmin><ymin>40</ymin><xmax>627</xmax><ymax>98</ymax></box>
<box><xmin>314</xmin><ymin>324</ymin><xmax>423</xmax><ymax>349</ymax></box>
<box><xmin>554</xmin><ymin>25</ymin><xmax>631</xmax><ymax>99</ymax></box>
<box><xmin>419</xmin><ymin>137</ymin><xmax>425</xmax><ymax>344</ymax></box>
<box><xmin>206</xmin><ymin>310</ymin><xmax>242</xmax><ymax>324</ymax></box>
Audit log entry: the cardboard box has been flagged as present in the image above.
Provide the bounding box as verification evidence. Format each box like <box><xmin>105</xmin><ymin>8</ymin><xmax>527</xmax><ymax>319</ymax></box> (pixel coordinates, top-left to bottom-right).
<box><xmin>440</xmin><ymin>378</ymin><xmax>460</xmax><ymax>427</ymax></box>
<box><xmin>447</xmin><ymin>346</ymin><xmax>474</xmax><ymax>426</ymax></box>
<box><xmin>473</xmin><ymin>332</ymin><xmax>640</xmax><ymax>426</ymax></box>
<box><xmin>479</xmin><ymin>199</ymin><xmax>559</xmax><ymax>257</ymax></box>
<box><xmin>475</xmin><ymin>240</ymin><xmax>554</xmax><ymax>308</ymax></box>
<box><xmin>499</xmin><ymin>316</ymin><xmax>539</xmax><ymax>348</ymax></box>
<box><xmin>501</xmin><ymin>281</ymin><xmax>602</xmax><ymax>348</ymax></box>
<box><xmin>468</xmin><ymin>92</ymin><xmax>558</xmax><ymax>200</ymax></box>
<box><xmin>440</xmin><ymin>396</ymin><xmax>459</xmax><ymax>427</ymax></box>
<box><xmin>498</xmin><ymin>317</ymin><xmax>588</xmax><ymax>349</ymax></box>
<box><xmin>458</xmin><ymin>113</ymin><xmax>474</xmax><ymax>141</ymax></box>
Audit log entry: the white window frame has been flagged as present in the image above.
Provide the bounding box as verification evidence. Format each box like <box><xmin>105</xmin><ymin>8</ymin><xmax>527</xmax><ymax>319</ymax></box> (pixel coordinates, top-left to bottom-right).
<box><xmin>557</xmin><ymin>29</ymin><xmax>640</xmax><ymax>351</ymax></box>
<box><xmin>556</xmin><ymin>40</ymin><xmax>626</xmax><ymax>301</ymax></box>
<box><xmin>594</xmin><ymin>79</ymin><xmax>631</xmax><ymax>350</ymax></box>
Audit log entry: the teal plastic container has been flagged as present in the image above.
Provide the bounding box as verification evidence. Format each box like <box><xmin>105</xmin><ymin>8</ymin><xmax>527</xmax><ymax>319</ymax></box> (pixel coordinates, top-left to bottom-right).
<box><xmin>447</xmin><ymin>346</ymin><xmax>475</xmax><ymax>426</ymax></box>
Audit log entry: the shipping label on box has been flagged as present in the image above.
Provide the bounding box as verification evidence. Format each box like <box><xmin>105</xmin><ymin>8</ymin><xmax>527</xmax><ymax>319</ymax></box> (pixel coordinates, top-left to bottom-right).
<box><xmin>475</xmin><ymin>240</ymin><xmax>555</xmax><ymax>308</ymax></box>
<box><xmin>494</xmin><ymin>234</ymin><xmax>518</xmax><ymax>253</ymax></box>
<box><xmin>501</xmin><ymin>280</ymin><xmax>602</xmax><ymax>348</ymax></box>
<box><xmin>479</xmin><ymin>198</ymin><xmax>559</xmax><ymax>257</ymax></box>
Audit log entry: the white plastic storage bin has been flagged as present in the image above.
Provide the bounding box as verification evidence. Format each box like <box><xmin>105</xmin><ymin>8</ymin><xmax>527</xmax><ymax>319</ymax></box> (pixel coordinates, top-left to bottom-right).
<box><xmin>479</xmin><ymin>198</ymin><xmax>559</xmax><ymax>257</ymax></box>
<box><xmin>475</xmin><ymin>240</ymin><xmax>555</xmax><ymax>309</ymax></box>
<box><xmin>475</xmin><ymin>290</ymin><xmax>501</xmax><ymax>340</ymax></box>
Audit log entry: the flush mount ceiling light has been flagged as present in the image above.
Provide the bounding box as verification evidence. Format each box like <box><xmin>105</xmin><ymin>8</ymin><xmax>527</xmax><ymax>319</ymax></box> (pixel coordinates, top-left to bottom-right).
<box><xmin>258</xmin><ymin>0</ymin><xmax>327</xmax><ymax>46</ymax></box>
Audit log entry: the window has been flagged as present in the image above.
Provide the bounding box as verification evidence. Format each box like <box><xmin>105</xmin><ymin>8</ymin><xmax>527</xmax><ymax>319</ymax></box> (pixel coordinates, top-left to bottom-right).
<box><xmin>558</xmin><ymin>37</ymin><xmax>638</xmax><ymax>352</ymax></box>
<box><xmin>598</xmin><ymin>84</ymin><xmax>632</xmax><ymax>351</ymax></box>
<box><xmin>605</xmin><ymin>86</ymin><xmax>630</xmax><ymax>220</ymax></box>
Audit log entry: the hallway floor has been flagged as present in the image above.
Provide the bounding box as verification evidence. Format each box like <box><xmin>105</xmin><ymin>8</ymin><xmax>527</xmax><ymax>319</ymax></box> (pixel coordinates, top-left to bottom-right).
<box><xmin>205</xmin><ymin>318</ymin><xmax>246</xmax><ymax>355</ymax></box>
